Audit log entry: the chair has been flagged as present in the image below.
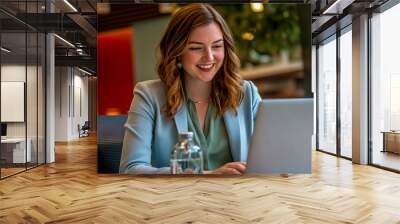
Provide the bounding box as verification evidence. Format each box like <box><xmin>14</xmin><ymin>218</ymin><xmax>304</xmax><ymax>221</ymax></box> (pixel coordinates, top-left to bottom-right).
<box><xmin>78</xmin><ymin>121</ymin><xmax>90</xmax><ymax>138</ymax></box>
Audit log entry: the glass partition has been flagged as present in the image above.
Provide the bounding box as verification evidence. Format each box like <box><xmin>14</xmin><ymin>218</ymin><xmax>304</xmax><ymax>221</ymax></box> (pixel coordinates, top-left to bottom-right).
<box><xmin>317</xmin><ymin>35</ymin><xmax>337</xmax><ymax>155</ymax></box>
<box><xmin>27</xmin><ymin>30</ymin><xmax>38</xmax><ymax>169</ymax></box>
<box><xmin>0</xmin><ymin>1</ymin><xmax>46</xmax><ymax>179</ymax></box>
<box><xmin>1</xmin><ymin>30</ymin><xmax>28</xmax><ymax>177</ymax></box>
<box><xmin>371</xmin><ymin>3</ymin><xmax>400</xmax><ymax>171</ymax></box>
<box><xmin>38</xmin><ymin>32</ymin><xmax>45</xmax><ymax>165</ymax></box>
<box><xmin>339</xmin><ymin>27</ymin><xmax>352</xmax><ymax>158</ymax></box>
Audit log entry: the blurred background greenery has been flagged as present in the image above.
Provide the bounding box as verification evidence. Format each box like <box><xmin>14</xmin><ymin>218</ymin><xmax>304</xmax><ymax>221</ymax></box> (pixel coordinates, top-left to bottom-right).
<box><xmin>126</xmin><ymin>3</ymin><xmax>311</xmax><ymax>98</ymax></box>
<box><xmin>214</xmin><ymin>4</ymin><xmax>302</xmax><ymax>68</ymax></box>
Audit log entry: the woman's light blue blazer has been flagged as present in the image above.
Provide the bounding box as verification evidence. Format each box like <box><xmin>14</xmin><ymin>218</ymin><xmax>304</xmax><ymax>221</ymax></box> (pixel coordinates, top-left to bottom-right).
<box><xmin>119</xmin><ymin>79</ymin><xmax>261</xmax><ymax>174</ymax></box>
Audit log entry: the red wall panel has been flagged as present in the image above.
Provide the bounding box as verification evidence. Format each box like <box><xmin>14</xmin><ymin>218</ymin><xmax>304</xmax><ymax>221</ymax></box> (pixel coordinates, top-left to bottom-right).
<box><xmin>97</xmin><ymin>27</ymin><xmax>134</xmax><ymax>116</ymax></box>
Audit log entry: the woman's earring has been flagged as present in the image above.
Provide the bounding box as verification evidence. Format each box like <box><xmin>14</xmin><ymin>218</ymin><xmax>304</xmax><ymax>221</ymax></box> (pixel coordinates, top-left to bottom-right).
<box><xmin>177</xmin><ymin>61</ymin><xmax>182</xmax><ymax>69</ymax></box>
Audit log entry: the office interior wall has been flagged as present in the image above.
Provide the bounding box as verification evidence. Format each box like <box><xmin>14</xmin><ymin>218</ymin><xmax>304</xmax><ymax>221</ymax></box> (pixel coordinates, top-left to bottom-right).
<box><xmin>72</xmin><ymin>73</ymin><xmax>89</xmax><ymax>137</ymax></box>
<box><xmin>55</xmin><ymin>67</ymin><xmax>89</xmax><ymax>141</ymax></box>
<box><xmin>55</xmin><ymin>67</ymin><xmax>70</xmax><ymax>141</ymax></box>
<box><xmin>1</xmin><ymin>65</ymin><xmax>41</xmax><ymax>140</ymax></box>
<box><xmin>97</xmin><ymin>28</ymin><xmax>134</xmax><ymax>116</ymax></box>
<box><xmin>1</xmin><ymin>82</ymin><xmax>24</xmax><ymax>122</ymax></box>
<box><xmin>97</xmin><ymin>27</ymin><xmax>135</xmax><ymax>173</ymax></box>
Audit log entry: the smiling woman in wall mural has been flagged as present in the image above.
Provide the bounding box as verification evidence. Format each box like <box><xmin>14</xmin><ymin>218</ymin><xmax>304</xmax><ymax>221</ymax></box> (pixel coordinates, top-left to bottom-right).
<box><xmin>119</xmin><ymin>4</ymin><xmax>261</xmax><ymax>175</ymax></box>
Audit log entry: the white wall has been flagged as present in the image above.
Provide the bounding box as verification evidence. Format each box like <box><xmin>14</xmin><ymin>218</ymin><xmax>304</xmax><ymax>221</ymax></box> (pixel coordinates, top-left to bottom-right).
<box><xmin>1</xmin><ymin>65</ymin><xmax>40</xmax><ymax>138</ymax></box>
<box><xmin>71</xmin><ymin>73</ymin><xmax>89</xmax><ymax>138</ymax></box>
<box><xmin>1</xmin><ymin>65</ymin><xmax>26</xmax><ymax>141</ymax></box>
<box><xmin>1</xmin><ymin>65</ymin><xmax>26</xmax><ymax>81</ymax></box>
<box><xmin>1</xmin><ymin>64</ymin><xmax>46</xmax><ymax>164</ymax></box>
<box><xmin>55</xmin><ymin>66</ymin><xmax>70</xmax><ymax>141</ymax></box>
<box><xmin>54</xmin><ymin>67</ymin><xmax>89</xmax><ymax>141</ymax></box>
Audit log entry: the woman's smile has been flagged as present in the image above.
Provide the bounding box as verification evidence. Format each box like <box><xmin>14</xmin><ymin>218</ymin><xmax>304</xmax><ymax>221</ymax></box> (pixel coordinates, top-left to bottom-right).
<box><xmin>197</xmin><ymin>63</ymin><xmax>215</xmax><ymax>71</ymax></box>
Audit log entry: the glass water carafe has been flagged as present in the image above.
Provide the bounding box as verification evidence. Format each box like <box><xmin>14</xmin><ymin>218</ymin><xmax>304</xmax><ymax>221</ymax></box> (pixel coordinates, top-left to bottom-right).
<box><xmin>170</xmin><ymin>132</ymin><xmax>203</xmax><ymax>174</ymax></box>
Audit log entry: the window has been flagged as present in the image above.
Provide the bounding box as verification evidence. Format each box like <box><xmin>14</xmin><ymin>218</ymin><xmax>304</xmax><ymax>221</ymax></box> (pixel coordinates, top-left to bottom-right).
<box><xmin>0</xmin><ymin>1</ymin><xmax>46</xmax><ymax>179</ymax></box>
<box><xmin>371</xmin><ymin>2</ymin><xmax>400</xmax><ymax>171</ymax></box>
<box><xmin>339</xmin><ymin>27</ymin><xmax>352</xmax><ymax>158</ymax></box>
<box><xmin>317</xmin><ymin>35</ymin><xmax>337</xmax><ymax>155</ymax></box>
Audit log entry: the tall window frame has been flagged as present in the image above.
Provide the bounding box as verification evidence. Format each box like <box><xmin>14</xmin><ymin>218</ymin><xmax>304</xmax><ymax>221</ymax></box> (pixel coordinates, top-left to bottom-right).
<box><xmin>315</xmin><ymin>23</ymin><xmax>353</xmax><ymax>160</ymax></box>
<box><xmin>368</xmin><ymin>0</ymin><xmax>400</xmax><ymax>173</ymax></box>
<box><xmin>0</xmin><ymin>0</ymin><xmax>47</xmax><ymax>180</ymax></box>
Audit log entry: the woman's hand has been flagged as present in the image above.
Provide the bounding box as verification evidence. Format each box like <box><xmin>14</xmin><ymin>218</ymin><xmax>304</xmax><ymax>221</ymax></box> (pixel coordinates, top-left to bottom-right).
<box><xmin>204</xmin><ymin>162</ymin><xmax>247</xmax><ymax>175</ymax></box>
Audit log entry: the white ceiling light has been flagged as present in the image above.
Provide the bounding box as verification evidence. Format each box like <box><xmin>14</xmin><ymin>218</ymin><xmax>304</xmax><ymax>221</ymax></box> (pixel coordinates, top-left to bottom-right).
<box><xmin>159</xmin><ymin>4</ymin><xmax>175</xmax><ymax>14</ymax></box>
<box><xmin>78</xmin><ymin>67</ymin><xmax>93</xmax><ymax>76</ymax></box>
<box><xmin>63</xmin><ymin>0</ymin><xmax>78</xmax><ymax>12</ymax></box>
<box><xmin>76</xmin><ymin>48</ymin><xmax>85</xmax><ymax>55</ymax></box>
<box><xmin>1</xmin><ymin>47</ymin><xmax>11</xmax><ymax>53</ymax></box>
<box><xmin>54</xmin><ymin>34</ymin><xmax>75</xmax><ymax>48</ymax></box>
<box><xmin>323</xmin><ymin>0</ymin><xmax>354</xmax><ymax>15</ymax></box>
<box><xmin>250</xmin><ymin>3</ymin><xmax>264</xmax><ymax>13</ymax></box>
<box><xmin>97</xmin><ymin>3</ymin><xmax>110</xmax><ymax>15</ymax></box>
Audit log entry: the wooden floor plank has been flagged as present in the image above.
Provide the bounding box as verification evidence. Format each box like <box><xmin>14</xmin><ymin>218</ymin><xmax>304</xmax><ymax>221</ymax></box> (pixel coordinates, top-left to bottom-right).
<box><xmin>1</xmin><ymin>135</ymin><xmax>400</xmax><ymax>223</ymax></box>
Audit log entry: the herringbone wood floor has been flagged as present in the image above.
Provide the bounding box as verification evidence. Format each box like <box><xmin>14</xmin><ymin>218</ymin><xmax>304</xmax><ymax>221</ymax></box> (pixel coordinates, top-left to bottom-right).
<box><xmin>1</xmin><ymin>135</ymin><xmax>400</xmax><ymax>223</ymax></box>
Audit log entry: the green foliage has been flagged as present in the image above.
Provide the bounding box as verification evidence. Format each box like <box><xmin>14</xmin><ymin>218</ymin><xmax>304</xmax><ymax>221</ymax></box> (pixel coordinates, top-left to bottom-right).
<box><xmin>214</xmin><ymin>4</ymin><xmax>301</xmax><ymax>68</ymax></box>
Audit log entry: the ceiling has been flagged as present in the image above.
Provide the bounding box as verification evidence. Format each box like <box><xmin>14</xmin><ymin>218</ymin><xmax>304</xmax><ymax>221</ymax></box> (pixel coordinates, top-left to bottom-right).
<box><xmin>1</xmin><ymin>0</ymin><xmax>97</xmax><ymax>74</ymax></box>
<box><xmin>98</xmin><ymin>4</ymin><xmax>163</xmax><ymax>32</ymax></box>
<box><xmin>309</xmin><ymin>0</ymin><xmax>390</xmax><ymax>43</ymax></box>
<box><xmin>6</xmin><ymin>0</ymin><xmax>386</xmax><ymax>75</ymax></box>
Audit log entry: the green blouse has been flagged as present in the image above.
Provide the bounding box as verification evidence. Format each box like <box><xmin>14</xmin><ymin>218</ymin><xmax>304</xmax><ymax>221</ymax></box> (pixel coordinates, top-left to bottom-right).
<box><xmin>186</xmin><ymin>99</ymin><xmax>233</xmax><ymax>170</ymax></box>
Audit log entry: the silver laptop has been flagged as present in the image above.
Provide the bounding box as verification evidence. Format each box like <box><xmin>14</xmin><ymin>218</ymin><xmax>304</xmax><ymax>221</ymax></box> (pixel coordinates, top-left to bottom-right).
<box><xmin>246</xmin><ymin>98</ymin><xmax>314</xmax><ymax>174</ymax></box>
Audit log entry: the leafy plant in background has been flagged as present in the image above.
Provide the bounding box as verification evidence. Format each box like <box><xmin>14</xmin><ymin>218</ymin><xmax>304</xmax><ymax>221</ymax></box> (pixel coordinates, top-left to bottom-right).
<box><xmin>214</xmin><ymin>4</ymin><xmax>301</xmax><ymax>68</ymax></box>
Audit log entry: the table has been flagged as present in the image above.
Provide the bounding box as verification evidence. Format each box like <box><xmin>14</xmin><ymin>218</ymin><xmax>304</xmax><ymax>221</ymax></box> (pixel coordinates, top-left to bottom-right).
<box><xmin>381</xmin><ymin>131</ymin><xmax>400</xmax><ymax>154</ymax></box>
<box><xmin>1</xmin><ymin>138</ymin><xmax>31</xmax><ymax>163</ymax></box>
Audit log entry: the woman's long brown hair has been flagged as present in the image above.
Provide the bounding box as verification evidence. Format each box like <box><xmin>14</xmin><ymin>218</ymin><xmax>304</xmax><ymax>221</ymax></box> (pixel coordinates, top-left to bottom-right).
<box><xmin>157</xmin><ymin>4</ymin><xmax>244</xmax><ymax>118</ymax></box>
